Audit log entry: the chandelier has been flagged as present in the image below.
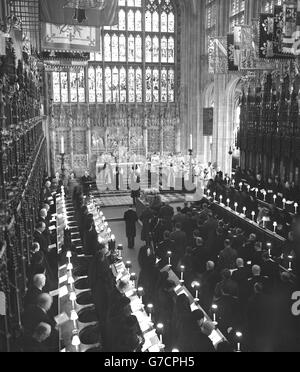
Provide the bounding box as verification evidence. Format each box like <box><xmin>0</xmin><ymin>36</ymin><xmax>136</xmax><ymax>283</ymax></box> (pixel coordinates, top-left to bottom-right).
<box><xmin>64</xmin><ymin>0</ymin><xmax>106</xmax><ymax>9</ymax></box>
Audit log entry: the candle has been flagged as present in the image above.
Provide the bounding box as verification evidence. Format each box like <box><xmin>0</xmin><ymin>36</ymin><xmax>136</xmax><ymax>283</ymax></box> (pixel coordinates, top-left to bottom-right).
<box><xmin>213</xmin><ymin>192</ymin><xmax>216</xmax><ymax>202</ymax></box>
<box><xmin>191</xmin><ymin>281</ymin><xmax>200</xmax><ymax>302</ymax></box>
<box><xmin>239</xmin><ymin>182</ymin><xmax>243</xmax><ymax>191</ymax></box>
<box><xmin>180</xmin><ymin>265</ymin><xmax>185</xmax><ymax>283</ymax></box>
<box><xmin>247</xmin><ymin>185</ymin><xmax>250</xmax><ymax>192</ymax></box>
<box><xmin>147</xmin><ymin>304</ymin><xmax>154</xmax><ymax>322</ymax></box>
<box><xmin>69</xmin><ymin>292</ymin><xmax>77</xmax><ymax>308</ymax></box>
<box><xmin>273</xmin><ymin>195</ymin><xmax>277</xmax><ymax>204</ymax></box>
<box><xmin>125</xmin><ymin>261</ymin><xmax>132</xmax><ymax>273</ymax></box>
<box><xmin>167</xmin><ymin>251</ymin><xmax>172</xmax><ymax>267</ymax></box>
<box><xmin>71</xmin><ymin>332</ymin><xmax>80</xmax><ymax>352</ymax></box>
<box><xmin>267</xmin><ymin>242</ymin><xmax>272</xmax><ymax>256</ymax></box>
<box><xmin>226</xmin><ymin>198</ymin><xmax>230</xmax><ymax>207</ymax></box>
<box><xmin>207</xmin><ymin>189</ymin><xmax>211</xmax><ymax>198</ymax></box>
<box><xmin>288</xmin><ymin>256</ymin><xmax>293</xmax><ymax>271</ymax></box>
<box><xmin>236</xmin><ymin>332</ymin><xmax>242</xmax><ymax>352</ymax></box>
<box><xmin>138</xmin><ymin>287</ymin><xmax>144</xmax><ymax>303</ymax></box>
<box><xmin>273</xmin><ymin>222</ymin><xmax>278</xmax><ymax>234</ymax></box>
<box><xmin>294</xmin><ymin>203</ymin><xmax>298</xmax><ymax>214</ymax></box>
<box><xmin>283</xmin><ymin>198</ymin><xmax>286</xmax><ymax>209</ymax></box>
<box><xmin>232</xmin><ymin>179</ymin><xmax>235</xmax><ymax>187</ymax></box>
<box><xmin>234</xmin><ymin>202</ymin><xmax>238</xmax><ymax>213</ymax></box>
<box><xmin>219</xmin><ymin>195</ymin><xmax>223</xmax><ymax>204</ymax></box>
<box><xmin>190</xmin><ymin>134</ymin><xmax>193</xmax><ymax>150</ymax></box>
<box><xmin>263</xmin><ymin>191</ymin><xmax>266</xmax><ymax>201</ymax></box>
<box><xmin>243</xmin><ymin>207</ymin><xmax>247</xmax><ymax>215</ymax></box>
<box><xmin>212</xmin><ymin>304</ymin><xmax>218</xmax><ymax>324</ymax></box>
<box><xmin>255</xmin><ymin>188</ymin><xmax>258</xmax><ymax>197</ymax></box>
<box><xmin>251</xmin><ymin>211</ymin><xmax>255</xmax><ymax>221</ymax></box>
<box><xmin>70</xmin><ymin>310</ymin><xmax>78</xmax><ymax>327</ymax></box>
<box><xmin>157</xmin><ymin>323</ymin><xmax>164</xmax><ymax>344</ymax></box>
<box><xmin>61</xmin><ymin>136</ymin><xmax>65</xmax><ymax>154</ymax></box>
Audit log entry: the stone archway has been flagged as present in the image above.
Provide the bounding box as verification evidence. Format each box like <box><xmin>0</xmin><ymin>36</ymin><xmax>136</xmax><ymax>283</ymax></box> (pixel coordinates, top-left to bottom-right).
<box><xmin>224</xmin><ymin>77</ymin><xmax>242</xmax><ymax>175</ymax></box>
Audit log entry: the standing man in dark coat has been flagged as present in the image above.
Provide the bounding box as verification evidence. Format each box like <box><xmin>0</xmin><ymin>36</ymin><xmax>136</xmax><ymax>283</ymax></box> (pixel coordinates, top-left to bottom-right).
<box><xmin>124</xmin><ymin>206</ymin><xmax>138</xmax><ymax>249</ymax></box>
<box><xmin>81</xmin><ymin>170</ymin><xmax>93</xmax><ymax>195</ymax></box>
<box><xmin>140</xmin><ymin>204</ymin><xmax>154</xmax><ymax>243</ymax></box>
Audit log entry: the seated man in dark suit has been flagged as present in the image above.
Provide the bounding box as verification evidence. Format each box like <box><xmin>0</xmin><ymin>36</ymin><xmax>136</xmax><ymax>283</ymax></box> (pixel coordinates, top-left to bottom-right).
<box><xmin>22</xmin><ymin>293</ymin><xmax>55</xmax><ymax>335</ymax></box>
<box><xmin>23</xmin><ymin>322</ymin><xmax>51</xmax><ymax>352</ymax></box>
<box><xmin>24</xmin><ymin>274</ymin><xmax>46</xmax><ymax>309</ymax></box>
<box><xmin>33</xmin><ymin>222</ymin><xmax>48</xmax><ymax>256</ymax></box>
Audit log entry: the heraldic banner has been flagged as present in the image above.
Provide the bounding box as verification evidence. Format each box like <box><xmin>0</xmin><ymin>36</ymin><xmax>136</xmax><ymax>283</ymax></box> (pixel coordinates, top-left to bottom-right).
<box><xmin>41</xmin><ymin>23</ymin><xmax>101</xmax><ymax>52</ymax></box>
<box><xmin>40</xmin><ymin>0</ymin><xmax>118</xmax><ymax>27</ymax></box>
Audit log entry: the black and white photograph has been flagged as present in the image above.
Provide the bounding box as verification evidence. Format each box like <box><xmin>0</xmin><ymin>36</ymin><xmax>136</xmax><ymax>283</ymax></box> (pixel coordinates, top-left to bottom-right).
<box><xmin>0</xmin><ymin>0</ymin><xmax>300</xmax><ymax>356</ymax></box>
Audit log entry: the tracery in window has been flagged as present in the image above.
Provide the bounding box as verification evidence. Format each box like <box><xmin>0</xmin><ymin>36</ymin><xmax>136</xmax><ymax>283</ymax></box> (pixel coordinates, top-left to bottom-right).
<box><xmin>52</xmin><ymin>0</ymin><xmax>178</xmax><ymax>104</ymax></box>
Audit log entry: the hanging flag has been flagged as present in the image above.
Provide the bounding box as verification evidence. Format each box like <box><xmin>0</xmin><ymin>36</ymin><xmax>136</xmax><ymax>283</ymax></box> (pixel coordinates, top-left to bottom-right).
<box><xmin>203</xmin><ymin>108</ymin><xmax>213</xmax><ymax>136</ymax></box>
<box><xmin>40</xmin><ymin>0</ymin><xmax>118</xmax><ymax>27</ymax></box>
<box><xmin>208</xmin><ymin>37</ymin><xmax>228</xmax><ymax>74</ymax></box>
<box><xmin>41</xmin><ymin>23</ymin><xmax>101</xmax><ymax>52</ymax></box>
<box><xmin>291</xmin><ymin>0</ymin><xmax>300</xmax><ymax>54</ymax></box>
<box><xmin>273</xmin><ymin>5</ymin><xmax>284</xmax><ymax>56</ymax></box>
<box><xmin>259</xmin><ymin>13</ymin><xmax>275</xmax><ymax>58</ymax></box>
<box><xmin>214</xmin><ymin>37</ymin><xmax>228</xmax><ymax>74</ymax></box>
<box><xmin>282</xmin><ymin>1</ymin><xmax>297</xmax><ymax>54</ymax></box>
<box><xmin>227</xmin><ymin>33</ymin><xmax>239</xmax><ymax>71</ymax></box>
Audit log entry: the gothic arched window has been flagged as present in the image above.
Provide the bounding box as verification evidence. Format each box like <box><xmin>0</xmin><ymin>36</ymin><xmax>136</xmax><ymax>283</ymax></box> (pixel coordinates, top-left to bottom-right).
<box><xmin>261</xmin><ymin>0</ymin><xmax>282</xmax><ymax>13</ymax></box>
<box><xmin>53</xmin><ymin>0</ymin><xmax>178</xmax><ymax>104</ymax></box>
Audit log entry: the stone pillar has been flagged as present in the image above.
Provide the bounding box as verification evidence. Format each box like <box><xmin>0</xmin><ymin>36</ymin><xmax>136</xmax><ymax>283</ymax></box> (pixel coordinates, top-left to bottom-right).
<box><xmin>143</xmin><ymin>127</ymin><xmax>148</xmax><ymax>157</ymax></box>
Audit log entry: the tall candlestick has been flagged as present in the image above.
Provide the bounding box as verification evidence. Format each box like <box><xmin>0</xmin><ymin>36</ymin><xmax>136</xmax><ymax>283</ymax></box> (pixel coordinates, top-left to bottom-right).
<box><xmin>61</xmin><ymin>136</ymin><xmax>65</xmax><ymax>154</ymax></box>
<box><xmin>180</xmin><ymin>265</ymin><xmax>185</xmax><ymax>283</ymax></box>
<box><xmin>288</xmin><ymin>256</ymin><xmax>293</xmax><ymax>271</ymax></box>
<box><xmin>236</xmin><ymin>332</ymin><xmax>242</xmax><ymax>352</ymax></box>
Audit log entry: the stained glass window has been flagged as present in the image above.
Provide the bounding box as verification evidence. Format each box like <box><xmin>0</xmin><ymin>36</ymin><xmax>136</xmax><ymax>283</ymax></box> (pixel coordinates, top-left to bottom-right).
<box><xmin>52</xmin><ymin>0</ymin><xmax>178</xmax><ymax>103</ymax></box>
<box><xmin>230</xmin><ymin>0</ymin><xmax>245</xmax><ymax>30</ymax></box>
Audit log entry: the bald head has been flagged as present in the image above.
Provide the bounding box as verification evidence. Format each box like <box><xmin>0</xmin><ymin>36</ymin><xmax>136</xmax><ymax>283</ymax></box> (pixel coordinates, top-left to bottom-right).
<box><xmin>201</xmin><ymin>321</ymin><xmax>215</xmax><ymax>336</ymax></box>
<box><xmin>252</xmin><ymin>265</ymin><xmax>261</xmax><ymax>277</ymax></box>
<box><xmin>37</xmin><ymin>293</ymin><xmax>53</xmax><ymax>312</ymax></box>
<box><xmin>236</xmin><ymin>258</ymin><xmax>244</xmax><ymax>268</ymax></box>
<box><xmin>40</xmin><ymin>208</ymin><xmax>47</xmax><ymax>219</ymax></box>
<box><xmin>33</xmin><ymin>274</ymin><xmax>46</xmax><ymax>290</ymax></box>
<box><xmin>33</xmin><ymin>322</ymin><xmax>51</xmax><ymax>343</ymax></box>
<box><xmin>206</xmin><ymin>261</ymin><xmax>215</xmax><ymax>271</ymax></box>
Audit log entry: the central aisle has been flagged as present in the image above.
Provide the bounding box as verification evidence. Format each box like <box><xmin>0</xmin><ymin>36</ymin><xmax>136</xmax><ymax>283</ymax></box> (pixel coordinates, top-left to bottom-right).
<box><xmin>104</xmin><ymin>206</ymin><xmax>143</xmax><ymax>277</ymax></box>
